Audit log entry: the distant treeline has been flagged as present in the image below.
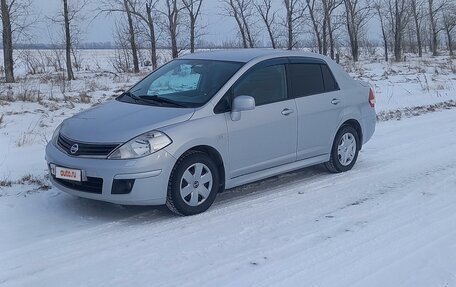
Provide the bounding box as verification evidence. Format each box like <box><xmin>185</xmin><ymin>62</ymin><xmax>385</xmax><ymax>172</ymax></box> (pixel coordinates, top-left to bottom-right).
<box><xmin>5</xmin><ymin>42</ymin><xmax>115</xmax><ymax>50</ymax></box>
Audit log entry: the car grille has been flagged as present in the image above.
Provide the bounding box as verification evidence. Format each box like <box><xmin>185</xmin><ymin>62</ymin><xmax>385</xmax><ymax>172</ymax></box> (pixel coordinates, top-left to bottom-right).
<box><xmin>57</xmin><ymin>134</ymin><xmax>119</xmax><ymax>157</ymax></box>
<box><xmin>54</xmin><ymin>176</ymin><xmax>103</xmax><ymax>194</ymax></box>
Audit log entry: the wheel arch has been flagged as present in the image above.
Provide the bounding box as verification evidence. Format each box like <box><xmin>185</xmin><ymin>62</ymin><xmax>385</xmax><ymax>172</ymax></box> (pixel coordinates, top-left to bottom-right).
<box><xmin>176</xmin><ymin>145</ymin><xmax>226</xmax><ymax>192</ymax></box>
<box><xmin>341</xmin><ymin>119</ymin><xmax>363</xmax><ymax>149</ymax></box>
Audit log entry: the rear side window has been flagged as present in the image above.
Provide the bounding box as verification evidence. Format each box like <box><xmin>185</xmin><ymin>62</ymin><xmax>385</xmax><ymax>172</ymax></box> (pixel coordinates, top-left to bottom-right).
<box><xmin>233</xmin><ymin>64</ymin><xmax>287</xmax><ymax>106</ymax></box>
<box><xmin>288</xmin><ymin>64</ymin><xmax>324</xmax><ymax>98</ymax></box>
<box><xmin>288</xmin><ymin>63</ymin><xmax>339</xmax><ymax>98</ymax></box>
<box><xmin>321</xmin><ymin>64</ymin><xmax>339</xmax><ymax>92</ymax></box>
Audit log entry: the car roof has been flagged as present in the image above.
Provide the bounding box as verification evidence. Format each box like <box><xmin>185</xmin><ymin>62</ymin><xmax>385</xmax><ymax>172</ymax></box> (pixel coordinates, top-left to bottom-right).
<box><xmin>180</xmin><ymin>49</ymin><xmax>329</xmax><ymax>63</ymax></box>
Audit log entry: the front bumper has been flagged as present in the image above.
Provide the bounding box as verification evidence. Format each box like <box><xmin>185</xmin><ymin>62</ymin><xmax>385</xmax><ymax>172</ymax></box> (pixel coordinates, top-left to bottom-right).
<box><xmin>45</xmin><ymin>142</ymin><xmax>176</xmax><ymax>205</ymax></box>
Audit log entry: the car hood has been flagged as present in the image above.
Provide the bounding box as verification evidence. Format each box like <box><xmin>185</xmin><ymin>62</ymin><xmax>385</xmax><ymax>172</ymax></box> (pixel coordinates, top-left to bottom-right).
<box><xmin>60</xmin><ymin>100</ymin><xmax>195</xmax><ymax>143</ymax></box>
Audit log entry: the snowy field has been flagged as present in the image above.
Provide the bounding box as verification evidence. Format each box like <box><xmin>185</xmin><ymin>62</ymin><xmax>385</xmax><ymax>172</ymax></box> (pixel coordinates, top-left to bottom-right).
<box><xmin>0</xmin><ymin>49</ymin><xmax>455</xmax><ymax>286</ymax></box>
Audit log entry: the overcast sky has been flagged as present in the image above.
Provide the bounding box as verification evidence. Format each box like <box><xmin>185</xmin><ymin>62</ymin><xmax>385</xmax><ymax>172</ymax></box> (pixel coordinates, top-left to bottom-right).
<box><xmin>33</xmin><ymin>0</ymin><xmax>238</xmax><ymax>45</ymax></box>
<box><xmin>33</xmin><ymin>0</ymin><xmax>380</xmax><ymax>46</ymax></box>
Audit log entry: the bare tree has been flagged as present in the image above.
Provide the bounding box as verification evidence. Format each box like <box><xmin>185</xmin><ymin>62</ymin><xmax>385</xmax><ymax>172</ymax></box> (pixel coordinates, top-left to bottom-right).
<box><xmin>254</xmin><ymin>0</ymin><xmax>277</xmax><ymax>49</ymax></box>
<box><xmin>374</xmin><ymin>1</ymin><xmax>389</xmax><ymax>61</ymax></box>
<box><xmin>428</xmin><ymin>0</ymin><xmax>447</xmax><ymax>56</ymax></box>
<box><xmin>124</xmin><ymin>0</ymin><xmax>140</xmax><ymax>72</ymax></box>
<box><xmin>410</xmin><ymin>0</ymin><xmax>425</xmax><ymax>57</ymax></box>
<box><xmin>63</xmin><ymin>0</ymin><xmax>74</xmax><ymax>80</ymax></box>
<box><xmin>100</xmin><ymin>0</ymin><xmax>141</xmax><ymax>72</ymax></box>
<box><xmin>222</xmin><ymin>0</ymin><xmax>255</xmax><ymax>48</ymax></box>
<box><xmin>322</xmin><ymin>0</ymin><xmax>342</xmax><ymax>59</ymax></box>
<box><xmin>52</xmin><ymin>0</ymin><xmax>89</xmax><ymax>80</ymax></box>
<box><xmin>161</xmin><ymin>0</ymin><xmax>183</xmax><ymax>58</ymax></box>
<box><xmin>384</xmin><ymin>0</ymin><xmax>409</xmax><ymax>61</ymax></box>
<box><xmin>144</xmin><ymin>1</ymin><xmax>159</xmax><ymax>67</ymax></box>
<box><xmin>442</xmin><ymin>3</ymin><xmax>456</xmax><ymax>56</ymax></box>
<box><xmin>343</xmin><ymin>0</ymin><xmax>371</xmax><ymax>62</ymax></box>
<box><xmin>306</xmin><ymin>0</ymin><xmax>323</xmax><ymax>53</ymax></box>
<box><xmin>284</xmin><ymin>0</ymin><xmax>305</xmax><ymax>50</ymax></box>
<box><xmin>111</xmin><ymin>20</ymin><xmax>133</xmax><ymax>72</ymax></box>
<box><xmin>0</xmin><ymin>0</ymin><xmax>34</xmax><ymax>83</ymax></box>
<box><xmin>1</xmin><ymin>0</ymin><xmax>14</xmax><ymax>82</ymax></box>
<box><xmin>113</xmin><ymin>0</ymin><xmax>160</xmax><ymax>69</ymax></box>
<box><xmin>182</xmin><ymin>0</ymin><xmax>203</xmax><ymax>53</ymax></box>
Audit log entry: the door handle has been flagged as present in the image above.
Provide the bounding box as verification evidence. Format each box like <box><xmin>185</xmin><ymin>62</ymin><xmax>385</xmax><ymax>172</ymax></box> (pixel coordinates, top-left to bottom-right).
<box><xmin>331</xmin><ymin>98</ymin><xmax>341</xmax><ymax>105</ymax></box>
<box><xmin>281</xmin><ymin>108</ymin><xmax>294</xmax><ymax>116</ymax></box>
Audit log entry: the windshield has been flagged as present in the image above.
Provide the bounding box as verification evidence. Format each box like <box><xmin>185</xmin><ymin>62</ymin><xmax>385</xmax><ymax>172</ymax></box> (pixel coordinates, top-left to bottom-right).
<box><xmin>118</xmin><ymin>59</ymin><xmax>244</xmax><ymax>108</ymax></box>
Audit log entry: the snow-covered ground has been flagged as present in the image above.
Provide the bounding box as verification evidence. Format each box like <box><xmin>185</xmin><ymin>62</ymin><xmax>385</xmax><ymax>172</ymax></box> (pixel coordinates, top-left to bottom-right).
<box><xmin>1</xmin><ymin>107</ymin><xmax>455</xmax><ymax>287</ymax></box>
<box><xmin>0</xmin><ymin>50</ymin><xmax>455</xmax><ymax>286</ymax></box>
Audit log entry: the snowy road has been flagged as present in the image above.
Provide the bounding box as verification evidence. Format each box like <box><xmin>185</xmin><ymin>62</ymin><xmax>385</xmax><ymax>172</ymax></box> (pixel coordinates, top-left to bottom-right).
<box><xmin>1</xmin><ymin>109</ymin><xmax>456</xmax><ymax>287</ymax></box>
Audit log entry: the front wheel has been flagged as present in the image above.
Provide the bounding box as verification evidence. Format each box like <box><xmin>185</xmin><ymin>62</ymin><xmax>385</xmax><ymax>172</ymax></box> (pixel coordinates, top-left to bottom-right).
<box><xmin>325</xmin><ymin>125</ymin><xmax>360</xmax><ymax>173</ymax></box>
<box><xmin>166</xmin><ymin>151</ymin><xmax>220</xmax><ymax>216</ymax></box>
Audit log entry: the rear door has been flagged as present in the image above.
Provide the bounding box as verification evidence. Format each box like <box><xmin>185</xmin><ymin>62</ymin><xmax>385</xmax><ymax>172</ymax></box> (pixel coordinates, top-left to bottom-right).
<box><xmin>288</xmin><ymin>57</ymin><xmax>343</xmax><ymax>160</ymax></box>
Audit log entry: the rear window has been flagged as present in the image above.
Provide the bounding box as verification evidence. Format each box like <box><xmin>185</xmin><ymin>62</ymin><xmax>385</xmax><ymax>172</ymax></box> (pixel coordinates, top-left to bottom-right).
<box><xmin>288</xmin><ymin>63</ymin><xmax>324</xmax><ymax>97</ymax></box>
<box><xmin>321</xmin><ymin>64</ymin><xmax>339</xmax><ymax>92</ymax></box>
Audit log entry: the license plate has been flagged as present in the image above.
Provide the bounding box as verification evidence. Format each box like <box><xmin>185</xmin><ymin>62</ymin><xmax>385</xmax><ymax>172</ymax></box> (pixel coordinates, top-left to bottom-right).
<box><xmin>55</xmin><ymin>166</ymin><xmax>82</xmax><ymax>182</ymax></box>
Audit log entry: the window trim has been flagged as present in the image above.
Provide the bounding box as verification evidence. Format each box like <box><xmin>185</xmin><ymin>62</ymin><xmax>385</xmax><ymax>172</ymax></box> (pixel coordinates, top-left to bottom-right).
<box><xmin>213</xmin><ymin>56</ymin><xmax>341</xmax><ymax>113</ymax></box>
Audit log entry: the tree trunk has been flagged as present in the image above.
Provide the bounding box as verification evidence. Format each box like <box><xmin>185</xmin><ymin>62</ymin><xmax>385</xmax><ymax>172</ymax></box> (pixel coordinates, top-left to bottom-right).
<box><xmin>124</xmin><ymin>0</ymin><xmax>140</xmax><ymax>72</ymax></box>
<box><xmin>229</xmin><ymin>0</ymin><xmax>248</xmax><ymax>48</ymax></box>
<box><xmin>321</xmin><ymin>0</ymin><xmax>329</xmax><ymax>56</ymax></box>
<box><xmin>267</xmin><ymin>25</ymin><xmax>276</xmax><ymax>49</ymax></box>
<box><xmin>63</xmin><ymin>0</ymin><xmax>75</xmax><ymax>80</ymax></box>
<box><xmin>378</xmin><ymin>8</ymin><xmax>388</xmax><ymax>62</ymax></box>
<box><xmin>446</xmin><ymin>26</ymin><xmax>453</xmax><ymax>56</ymax></box>
<box><xmin>411</xmin><ymin>0</ymin><xmax>422</xmax><ymax>57</ymax></box>
<box><xmin>146</xmin><ymin>3</ymin><xmax>158</xmax><ymax>69</ymax></box>
<box><xmin>344</xmin><ymin>1</ymin><xmax>358</xmax><ymax>62</ymax></box>
<box><xmin>394</xmin><ymin>0</ymin><xmax>402</xmax><ymax>62</ymax></box>
<box><xmin>170</xmin><ymin>3</ymin><xmax>178</xmax><ymax>58</ymax></box>
<box><xmin>287</xmin><ymin>4</ymin><xmax>293</xmax><ymax>50</ymax></box>
<box><xmin>308</xmin><ymin>2</ymin><xmax>322</xmax><ymax>53</ymax></box>
<box><xmin>257</xmin><ymin>2</ymin><xmax>276</xmax><ymax>49</ymax></box>
<box><xmin>239</xmin><ymin>9</ymin><xmax>254</xmax><ymax>48</ymax></box>
<box><xmin>170</xmin><ymin>26</ymin><xmax>178</xmax><ymax>58</ymax></box>
<box><xmin>1</xmin><ymin>0</ymin><xmax>14</xmax><ymax>83</ymax></box>
<box><xmin>190</xmin><ymin>17</ymin><xmax>196</xmax><ymax>53</ymax></box>
<box><xmin>327</xmin><ymin>17</ymin><xmax>335</xmax><ymax>59</ymax></box>
<box><xmin>322</xmin><ymin>20</ymin><xmax>328</xmax><ymax>55</ymax></box>
<box><xmin>428</xmin><ymin>0</ymin><xmax>438</xmax><ymax>56</ymax></box>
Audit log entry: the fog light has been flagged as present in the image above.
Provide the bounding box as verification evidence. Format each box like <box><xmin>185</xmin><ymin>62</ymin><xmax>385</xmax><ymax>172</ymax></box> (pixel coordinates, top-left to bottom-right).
<box><xmin>111</xmin><ymin>179</ymin><xmax>135</xmax><ymax>194</ymax></box>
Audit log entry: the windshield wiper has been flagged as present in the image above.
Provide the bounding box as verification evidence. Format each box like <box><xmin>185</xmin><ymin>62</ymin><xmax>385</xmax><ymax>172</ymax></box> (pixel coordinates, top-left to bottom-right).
<box><xmin>120</xmin><ymin>91</ymin><xmax>187</xmax><ymax>108</ymax></box>
<box><xmin>121</xmin><ymin>91</ymin><xmax>141</xmax><ymax>101</ymax></box>
<box><xmin>138</xmin><ymin>95</ymin><xmax>187</xmax><ymax>108</ymax></box>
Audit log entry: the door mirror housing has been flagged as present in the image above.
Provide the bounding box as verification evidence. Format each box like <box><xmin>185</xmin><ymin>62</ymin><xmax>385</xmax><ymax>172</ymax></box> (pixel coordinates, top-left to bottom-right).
<box><xmin>231</xmin><ymin>95</ymin><xmax>255</xmax><ymax>121</ymax></box>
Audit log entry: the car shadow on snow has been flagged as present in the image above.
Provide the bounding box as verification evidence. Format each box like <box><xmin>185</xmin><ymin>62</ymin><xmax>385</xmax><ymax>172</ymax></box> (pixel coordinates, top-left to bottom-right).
<box><xmin>54</xmin><ymin>164</ymin><xmax>328</xmax><ymax>222</ymax></box>
<box><xmin>215</xmin><ymin>165</ymin><xmax>328</xmax><ymax>205</ymax></box>
<box><xmin>56</xmin><ymin>193</ymin><xmax>170</xmax><ymax>221</ymax></box>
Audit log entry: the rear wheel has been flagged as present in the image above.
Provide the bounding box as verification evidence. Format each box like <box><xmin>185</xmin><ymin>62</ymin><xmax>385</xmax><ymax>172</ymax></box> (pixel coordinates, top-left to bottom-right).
<box><xmin>325</xmin><ymin>125</ymin><xmax>360</xmax><ymax>173</ymax></box>
<box><xmin>166</xmin><ymin>151</ymin><xmax>219</xmax><ymax>216</ymax></box>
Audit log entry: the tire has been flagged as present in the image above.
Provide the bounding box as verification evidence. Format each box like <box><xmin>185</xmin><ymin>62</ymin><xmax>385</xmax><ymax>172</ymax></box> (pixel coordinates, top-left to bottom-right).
<box><xmin>325</xmin><ymin>125</ymin><xmax>360</xmax><ymax>173</ymax></box>
<box><xmin>166</xmin><ymin>150</ymin><xmax>220</xmax><ymax>216</ymax></box>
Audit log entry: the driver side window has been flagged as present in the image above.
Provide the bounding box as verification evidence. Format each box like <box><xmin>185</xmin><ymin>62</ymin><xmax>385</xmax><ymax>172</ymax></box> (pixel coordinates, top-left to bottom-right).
<box><xmin>232</xmin><ymin>64</ymin><xmax>287</xmax><ymax>106</ymax></box>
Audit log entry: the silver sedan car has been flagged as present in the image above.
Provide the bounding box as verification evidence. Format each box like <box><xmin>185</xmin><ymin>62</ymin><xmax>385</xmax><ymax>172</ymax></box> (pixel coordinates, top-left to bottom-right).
<box><xmin>46</xmin><ymin>49</ymin><xmax>376</xmax><ymax>215</ymax></box>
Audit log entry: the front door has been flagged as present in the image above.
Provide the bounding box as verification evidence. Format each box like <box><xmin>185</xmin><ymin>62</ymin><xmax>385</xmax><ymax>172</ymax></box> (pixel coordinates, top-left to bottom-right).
<box><xmin>225</xmin><ymin>60</ymin><xmax>298</xmax><ymax>178</ymax></box>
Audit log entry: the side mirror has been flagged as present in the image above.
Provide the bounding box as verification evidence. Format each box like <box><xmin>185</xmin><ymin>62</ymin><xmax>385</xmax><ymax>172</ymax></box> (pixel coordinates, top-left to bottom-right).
<box><xmin>231</xmin><ymin>95</ymin><xmax>255</xmax><ymax>121</ymax></box>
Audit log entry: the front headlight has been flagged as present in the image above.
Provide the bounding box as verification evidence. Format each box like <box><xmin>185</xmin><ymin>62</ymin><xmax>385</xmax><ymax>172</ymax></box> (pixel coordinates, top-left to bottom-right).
<box><xmin>51</xmin><ymin>124</ymin><xmax>62</xmax><ymax>145</ymax></box>
<box><xmin>108</xmin><ymin>131</ymin><xmax>172</xmax><ymax>159</ymax></box>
